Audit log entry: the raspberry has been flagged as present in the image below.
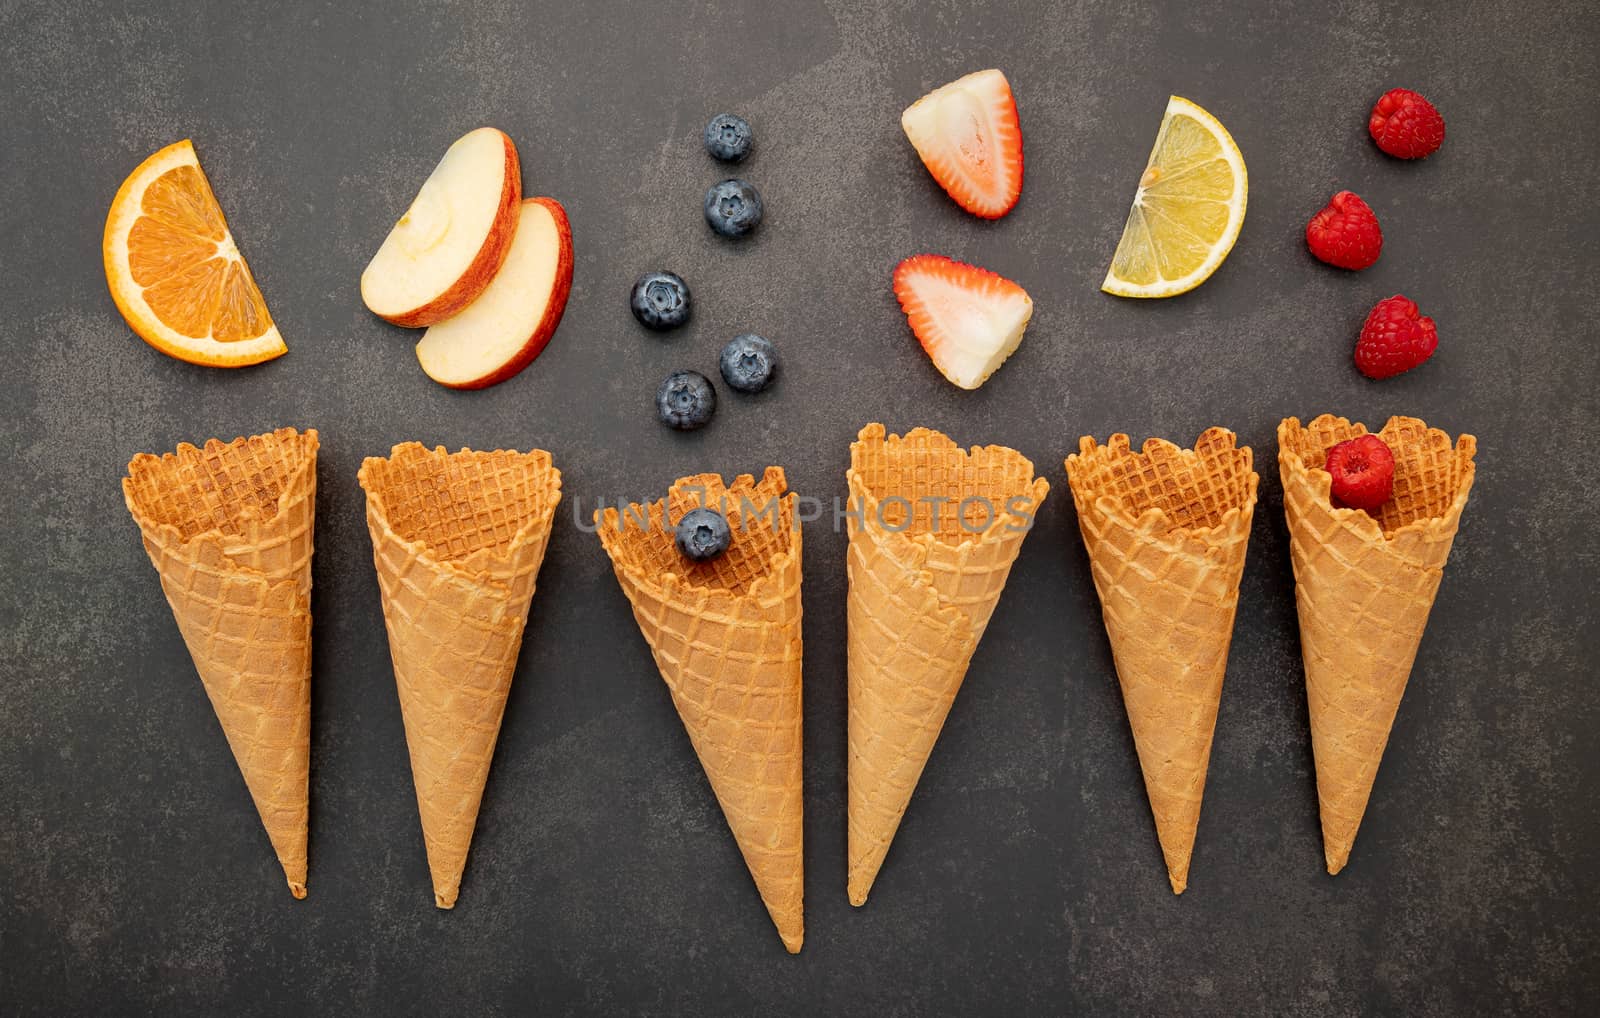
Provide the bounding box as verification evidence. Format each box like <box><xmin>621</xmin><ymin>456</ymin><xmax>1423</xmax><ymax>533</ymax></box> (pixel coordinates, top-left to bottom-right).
<box><xmin>1306</xmin><ymin>191</ymin><xmax>1383</xmax><ymax>270</ymax></box>
<box><xmin>1355</xmin><ymin>295</ymin><xmax>1438</xmax><ymax>379</ymax></box>
<box><xmin>1324</xmin><ymin>435</ymin><xmax>1396</xmax><ymax>511</ymax></box>
<box><xmin>1369</xmin><ymin>89</ymin><xmax>1445</xmax><ymax>159</ymax></box>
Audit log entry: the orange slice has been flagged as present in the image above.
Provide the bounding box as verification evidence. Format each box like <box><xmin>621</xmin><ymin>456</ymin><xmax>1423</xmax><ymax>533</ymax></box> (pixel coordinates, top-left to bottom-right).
<box><xmin>104</xmin><ymin>140</ymin><xmax>286</xmax><ymax>367</ymax></box>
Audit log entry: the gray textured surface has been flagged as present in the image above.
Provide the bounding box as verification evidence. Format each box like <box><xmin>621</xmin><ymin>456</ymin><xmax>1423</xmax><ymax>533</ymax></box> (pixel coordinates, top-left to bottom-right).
<box><xmin>3</xmin><ymin>0</ymin><xmax>1597</xmax><ymax>1014</ymax></box>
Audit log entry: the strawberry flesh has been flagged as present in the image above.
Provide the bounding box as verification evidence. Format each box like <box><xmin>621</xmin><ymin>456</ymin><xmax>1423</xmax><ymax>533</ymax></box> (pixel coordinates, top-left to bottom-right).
<box><xmin>901</xmin><ymin>69</ymin><xmax>1024</xmax><ymax>219</ymax></box>
<box><xmin>893</xmin><ymin>254</ymin><xmax>1033</xmax><ymax>390</ymax></box>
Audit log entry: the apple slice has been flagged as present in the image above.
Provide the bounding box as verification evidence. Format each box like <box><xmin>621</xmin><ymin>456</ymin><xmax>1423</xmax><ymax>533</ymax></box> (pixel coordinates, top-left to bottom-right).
<box><xmin>416</xmin><ymin>197</ymin><xmax>574</xmax><ymax>389</ymax></box>
<box><xmin>361</xmin><ymin>127</ymin><xmax>521</xmax><ymax>327</ymax></box>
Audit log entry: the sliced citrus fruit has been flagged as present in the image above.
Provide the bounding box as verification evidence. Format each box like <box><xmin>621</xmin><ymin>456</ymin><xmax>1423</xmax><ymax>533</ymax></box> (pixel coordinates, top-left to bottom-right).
<box><xmin>104</xmin><ymin>140</ymin><xmax>286</xmax><ymax>366</ymax></box>
<box><xmin>1102</xmin><ymin>96</ymin><xmax>1247</xmax><ymax>298</ymax></box>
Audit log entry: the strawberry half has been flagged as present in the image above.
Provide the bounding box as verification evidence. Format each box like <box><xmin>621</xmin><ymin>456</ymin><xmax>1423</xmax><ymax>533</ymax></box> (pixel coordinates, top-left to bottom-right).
<box><xmin>901</xmin><ymin>69</ymin><xmax>1024</xmax><ymax>219</ymax></box>
<box><xmin>893</xmin><ymin>254</ymin><xmax>1033</xmax><ymax>389</ymax></box>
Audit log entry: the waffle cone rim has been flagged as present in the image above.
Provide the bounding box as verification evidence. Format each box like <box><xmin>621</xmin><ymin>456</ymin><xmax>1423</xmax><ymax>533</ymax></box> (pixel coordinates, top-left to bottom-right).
<box><xmin>1065</xmin><ymin>427</ymin><xmax>1259</xmax><ymax>546</ymax></box>
<box><xmin>357</xmin><ymin>442</ymin><xmax>563</xmax><ymax>586</ymax></box>
<box><xmin>1278</xmin><ymin>414</ymin><xmax>1477</xmax><ymax>544</ymax></box>
<box><xmin>847</xmin><ymin>423</ymin><xmax>1050</xmax><ymax>555</ymax></box>
<box><xmin>122</xmin><ymin>427</ymin><xmax>320</xmax><ymax>558</ymax></box>
<box><xmin>595</xmin><ymin>467</ymin><xmax>800</xmax><ymax>612</ymax></box>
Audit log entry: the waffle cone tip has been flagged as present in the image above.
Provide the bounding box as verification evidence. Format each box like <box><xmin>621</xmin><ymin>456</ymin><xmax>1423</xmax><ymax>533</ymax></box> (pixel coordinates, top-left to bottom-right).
<box><xmin>848</xmin><ymin>878</ymin><xmax>869</xmax><ymax>908</ymax></box>
<box><xmin>287</xmin><ymin>879</ymin><xmax>307</xmax><ymax>900</ymax></box>
<box><xmin>1324</xmin><ymin>829</ymin><xmax>1353</xmax><ymax>874</ymax></box>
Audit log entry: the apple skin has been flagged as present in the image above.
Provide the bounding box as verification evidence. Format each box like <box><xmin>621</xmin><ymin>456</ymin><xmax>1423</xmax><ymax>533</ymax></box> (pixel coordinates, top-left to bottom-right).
<box><xmin>376</xmin><ymin>129</ymin><xmax>522</xmax><ymax>328</ymax></box>
<box><xmin>425</xmin><ymin>196</ymin><xmax>574</xmax><ymax>390</ymax></box>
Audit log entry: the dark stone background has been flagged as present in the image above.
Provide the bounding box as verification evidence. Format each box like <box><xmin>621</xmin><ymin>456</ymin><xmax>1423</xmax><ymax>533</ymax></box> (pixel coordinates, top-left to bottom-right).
<box><xmin>3</xmin><ymin>1</ymin><xmax>1596</xmax><ymax>1014</ymax></box>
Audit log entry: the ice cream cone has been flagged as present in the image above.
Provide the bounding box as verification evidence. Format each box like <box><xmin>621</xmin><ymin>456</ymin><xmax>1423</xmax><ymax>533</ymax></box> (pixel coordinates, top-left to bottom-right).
<box><xmin>122</xmin><ymin>427</ymin><xmax>319</xmax><ymax>899</ymax></box>
<box><xmin>845</xmin><ymin>423</ymin><xmax>1049</xmax><ymax>906</ymax></box>
<box><xmin>1065</xmin><ymin>428</ymin><xmax>1259</xmax><ymax>894</ymax></box>
<box><xmin>1279</xmin><ymin>415</ymin><xmax>1476</xmax><ymax>874</ymax></box>
<box><xmin>595</xmin><ymin>468</ymin><xmax>804</xmax><ymax>953</ymax></box>
<box><xmin>358</xmin><ymin>443</ymin><xmax>562</xmax><ymax>908</ymax></box>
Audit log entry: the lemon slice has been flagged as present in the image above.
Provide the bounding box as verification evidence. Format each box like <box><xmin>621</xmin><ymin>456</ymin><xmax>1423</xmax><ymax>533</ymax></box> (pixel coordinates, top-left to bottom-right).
<box><xmin>104</xmin><ymin>140</ymin><xmax>286</xmax><ymax>367</ymax></box>
<box><xmin>1102</xmin><ymin>96</ymin><xmax>1247</xmax><ymax>298</ymax></box>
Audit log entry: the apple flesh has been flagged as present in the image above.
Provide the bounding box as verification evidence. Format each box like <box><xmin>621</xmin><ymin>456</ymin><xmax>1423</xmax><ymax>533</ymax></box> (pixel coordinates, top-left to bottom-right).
<box><xmin>361</xmin><ymin>127</ymin><xmax>521</xmax><ymax>328</ymax></box>
<box><xmin>415</xmin><ymin>197</ymin><xmax>574</xmax><ymax>389</ymax></box>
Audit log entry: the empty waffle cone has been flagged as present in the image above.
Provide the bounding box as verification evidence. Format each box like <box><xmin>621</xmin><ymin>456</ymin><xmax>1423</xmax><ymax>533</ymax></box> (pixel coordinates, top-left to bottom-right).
<box><xmin>358</xmin><ymin>443</ymin><xmax>562</xmax><ymax>908</ymax></box>
<box><xmin>595</xmin><ymin>468</ymin><xmax>805</xmax><ymax>953</ymax></box>
<box><xmin>1279</xmin><ymin>415</ymin><xmax>1477</xmax><ymax>875</ymax></box>
<box><xmin>846</xmin><ymin>423</ymin><xmax>1049</xmax><ymax>906</ymax></box>
<box><xmin>122</xmin><ymin>427</ymin><xmax>319</xmax><ymax>899</ymax></box>
<box><xmin>1065</xmin><ymin>428</ymin><xmax>1259</xmax><ymax>894</ymax></box>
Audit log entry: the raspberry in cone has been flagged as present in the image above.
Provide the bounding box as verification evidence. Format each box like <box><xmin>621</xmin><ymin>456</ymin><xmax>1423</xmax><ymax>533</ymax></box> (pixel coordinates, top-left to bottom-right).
<box><xmin>1279</xmin><ymin>414</ymin><xmax>1477</xmax><ymax>874</ymax></box>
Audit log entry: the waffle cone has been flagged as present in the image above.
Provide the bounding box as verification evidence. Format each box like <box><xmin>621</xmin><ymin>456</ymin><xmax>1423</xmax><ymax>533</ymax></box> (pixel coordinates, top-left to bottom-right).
<box><xmin>845</xmin><ymin>424</ymin><xmax>1049</xmax><ymax>906</ymax></box>
<box><xmin>358</xmin><ymin>443</ymin><xmax>562</xmax><ymax>908</ymax></box>
<box><xmin>595</xmin><ymin>468</ymin><xmax>804</xmax><ymax>953</ymax></box>
<box><xmin>1279</xmin><ymin>415</ymin><xmax>1476</xmax><ymax>874</ymax></box>
<box><xmin>1065</xmin><ymin>428</ymin><xmax>1259</xmax><ymax>893</ymax></box>
<box><xmin>122</xmin><ymin>427</ymin><xmax>319</xmax><ymax>898</ymax></box>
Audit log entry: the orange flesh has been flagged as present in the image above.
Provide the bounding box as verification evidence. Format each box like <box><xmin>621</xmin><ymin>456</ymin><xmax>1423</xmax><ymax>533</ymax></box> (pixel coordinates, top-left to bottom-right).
<box><xmin>126</xmin><ymin>165</ymin><xmax>273</xmax><ymax>342</ymax></box>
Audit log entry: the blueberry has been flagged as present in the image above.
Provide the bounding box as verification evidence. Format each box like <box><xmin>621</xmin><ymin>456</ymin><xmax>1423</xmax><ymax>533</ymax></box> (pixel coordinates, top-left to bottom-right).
<box><xmin>631</xmin><ymin>271</ymin><xmax>691</xmax><ymax>331</ymax></box>
<box><xmin>655</xmin><ymin>370</ymin><xmax>716</xmax><ymax>430</ymax></box>
<box><xmin>675</xmin><ymin>507</ymin><xmax>732</xmax><ymax>562</ymax></box>
<box><xmin>703</xmin><ymin>114</ymin><xmax>753</xmax><ymax>162</ymax></box>
<box><xmin>718</xmin><ymin>334</ymin><xmax>779</xmax><ymax>393</ymax></box>
<box><xmin>704</xmin><ymin>179</ymin><xmax>763</xmax><ymax>238</ymax></box>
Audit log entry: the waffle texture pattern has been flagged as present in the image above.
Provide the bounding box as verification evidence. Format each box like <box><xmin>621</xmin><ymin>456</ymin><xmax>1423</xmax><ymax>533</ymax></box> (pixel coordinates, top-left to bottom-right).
<box><xmin>1279</xmin><ymin>415</ymin><xmax>1477</xmax><ymax>874</ymax></box>
<box><xmin>596</xmin><ymin>468</ymin><xmax>805</xmax><ymax>953</ymax></box>
<box><xmin>123</xmin><ymin>427</ymin><xmax>319</xmax><ymax>898</ymax></box>
<box><xmin>1066</xmin><ymin>428</ymin><xmax>1258</xmax><ymax>893</ymax></box>
<box><xmin>359</xmin><ymin>443</ymin><xmax>562</xmax><ymax>908</ymax></box>
<box><xmin>845</xmin><ymin>424</ymin><xmax>1049</xmax><ymax>906</ymax></box>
